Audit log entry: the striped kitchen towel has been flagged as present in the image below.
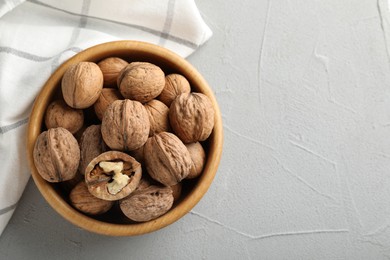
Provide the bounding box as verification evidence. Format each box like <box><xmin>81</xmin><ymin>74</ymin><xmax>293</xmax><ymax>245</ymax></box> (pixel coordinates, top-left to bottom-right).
<box><xmin>0</xmin><ymin>0</ymin><xmax>212</xmax><ymax>236</ymax></box>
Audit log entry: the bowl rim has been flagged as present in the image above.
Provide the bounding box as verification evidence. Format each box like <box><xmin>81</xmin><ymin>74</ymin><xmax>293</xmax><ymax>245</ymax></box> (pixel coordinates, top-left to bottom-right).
<box><xmin>26</xmin><ymin>40</ymin><xmax>223</xmax><ymax>236</ymax></box>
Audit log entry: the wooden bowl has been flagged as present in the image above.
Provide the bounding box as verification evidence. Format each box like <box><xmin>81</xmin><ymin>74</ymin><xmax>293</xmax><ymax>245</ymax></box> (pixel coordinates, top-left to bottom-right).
<box><xmin>26</xmin><ymin>41</ymin><xmax>223</xmax><ymax>236</ymax></box>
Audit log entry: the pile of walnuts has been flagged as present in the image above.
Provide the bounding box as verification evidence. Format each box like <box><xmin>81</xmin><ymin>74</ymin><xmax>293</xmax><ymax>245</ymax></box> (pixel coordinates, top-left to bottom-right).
<box><xmin>33</xmin><ymin>58</ymin><xmax>215</xmax><ymax>222</ymax></box>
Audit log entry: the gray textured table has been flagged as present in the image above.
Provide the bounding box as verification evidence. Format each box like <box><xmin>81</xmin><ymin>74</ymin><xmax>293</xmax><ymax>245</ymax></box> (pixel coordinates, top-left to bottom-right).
<box><xmin>3</xmin><ymin>0</ymin><xmax>390</xmax><ymax>259</ymax></box>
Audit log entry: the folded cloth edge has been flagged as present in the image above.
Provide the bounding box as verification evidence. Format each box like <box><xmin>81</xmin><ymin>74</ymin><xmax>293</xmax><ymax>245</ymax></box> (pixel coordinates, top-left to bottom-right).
<box><xmin>0</xmin><ymin>0</ymin><xmax>213</xmax><ymax>237</ymax></box>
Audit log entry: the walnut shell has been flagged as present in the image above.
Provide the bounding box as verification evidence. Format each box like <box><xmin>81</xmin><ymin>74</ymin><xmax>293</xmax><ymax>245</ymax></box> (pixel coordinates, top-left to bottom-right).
<box><xmin>33</xmin><ymin>127</ymin><xmax>80</xmax><ymax>182</ymax></box>
<box><xmin>59</xmin><ymin>171</ymin><xmax>84</xmax><ymax>194</ymax></box>
<box><xmin>144</xmin><ymin>132</ymin><xmax>192</xmax><ymax>186</ymax></box>
<box><xmin>85</xmin><ymin>151</ymin><xmax>142</xmax><ymax>201</ymax></box>
<box><xmin>144</xmin><ymin>99</ymin><xmax>171</xmax><ymax>136</ymax></box>
<box><xmin>101</xmin><ymin>99</ymin><xmax>150</xmax><ymax>151</ymax></box>
<box><xmin>169</xmin><ymin>92</ymin><xmax>215</xmax><ymax>143</ymax></box>
<box><xmin>44</xmin><ymin>99</ymin><xmax>84</xmax><ymax>134</ymax></box>
<box><xmin>117</xmin><ymin>62</ymin><xmax>165</xmax><ymax>103</ymax></box>
<box><xmin>185</xmin><ymin>142</ymin><xmax>206</xmax><ymax>179</ymax></box>
<box><xmin>170</xmin><ymin>182</ymin><xmax>182</xmax><ymax>202</ymax></box>
<box><xmin>158</xmin><ymin>74</ymin><xmax>191</xmax><ymax>106</ymax></box>
<box><xmin>78</xmin><ymin>125</ymin><xmax>107</xmax><ymax>175</ymax></box>
<box><xmin>97</xmin><ymin>57</ymin><xmax>128</xmax><ymax>87</ymax></box>
<box><xmin>119</xmin><ymin>183</ymin><xmax>173</xmax><ymax>222</ymax></box>
<box><xmin>62</xmin><ymin>61</ymin><xmax>103</xmax><ymax>109</ymax></box>
<box><xmin>128</xmin><ymin>144</ymin><xmax>145</xmax><ymax>165</ymax></box>
<box><xmin>93</xmin><ymin>88</ymin><xmax>123</xmax><ymax>121</ymax></box>
<box><xmin>136</xmin><ymin>178</ymin><xmax>152</xmax><ymax>191</ymax></box>
<box><xmin>70</xmin><ymin>181</ymin><xmax>114</xmax><ymax>215</ymax></box>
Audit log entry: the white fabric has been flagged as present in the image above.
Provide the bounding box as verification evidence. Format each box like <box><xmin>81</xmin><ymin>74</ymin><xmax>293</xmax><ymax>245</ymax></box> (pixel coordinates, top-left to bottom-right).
<box><xmin>0</xmin><ymin>0</ymin><xmax>212</xmax><ymax>236</ymax></box>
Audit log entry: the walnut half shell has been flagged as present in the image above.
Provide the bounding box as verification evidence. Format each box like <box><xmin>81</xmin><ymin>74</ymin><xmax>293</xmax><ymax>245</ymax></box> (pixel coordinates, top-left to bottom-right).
<box><xmin>85</xmin><ymin>151</ymin><xmax>142</xmax><ymax>201</ymax></box>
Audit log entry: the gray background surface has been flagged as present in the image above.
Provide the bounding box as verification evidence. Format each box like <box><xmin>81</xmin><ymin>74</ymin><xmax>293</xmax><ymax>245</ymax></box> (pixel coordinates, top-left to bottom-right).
<box><xmin>3</xmin><ymin>0</ymin><xmax>390</xmax><ymax>259</ymax></box>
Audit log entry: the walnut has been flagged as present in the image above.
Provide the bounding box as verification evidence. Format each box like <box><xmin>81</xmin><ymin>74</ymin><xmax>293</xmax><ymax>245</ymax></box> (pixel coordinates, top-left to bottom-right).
<box><xmin>128</xmin><ymin>144</ymin><xmax>145</xmax><ymax>165</ymax></box>
<box><xmin>119</xmin><ymin>182</ymin><xmax>173</xmax><ymax>222</ymax></box>
<box><xmin>97</xmin><ymin>57</ymin><xmax>128</xmax><ymax>87</ymax></box>
<box><xmin>44</xmin><ymin>99</ymin><xmax>84</xmax><ymax>134</ymax></box>
<box><xmin>93</xmin><ymin>88</ymin><xmax>123</xmax><ymax>121</ymax></box>
<box><xmin>70</xmin><ymin>181</ymin><xmax>114</xmax><ymax>215</ymax></box>
<box><xmin>62</xmin><ymin>61</ymin><xmax>103</xmax><ymax>109</ymax></box>
<box><xmin>101</xmin><ymin>99</ymin><xmax>150</xmax><ymax>151</ymax></box>
<box><xmin>144</xmin><ymin>99</ymin><xmax>171</xmax><ymax>136</ymax></box>
<box><xmin>117</xmin><ymin>62</ymin><xmax>165</xmax><ymax>103</ymax></box>
<box><xmin>78</xmin><ymin>125</ymin><xmax>107</xmax><ymax>175</ymax></box>
<box><xmin>33</xmin><ymin>127</ymin><xmax>80</xmax><ymax>182</ymax></box>
<box><xmin>185</xmin><ymin>142</ymin><xmax>206</xmax><ymax>179</ymax></box>
<box><xmin>85</xmin><ymin>151</ymin><xmax>142</xmax><ymax>201</ymax></box>
<box><xmin>73</xmin><ymin>124</ymin><xmax>87</xmax><ymax>143</ymax></box>
<box><xmin>136</xmin><ymin>178</ymin><xmax>152</xmax><ymax>191</ymax></box>
<box><xmin>169</xmin><ymin>92</ymin><xmax>215</xmax><ymax>143</ymax></box>
<box><xmin>33</xmin><ymin>57</ymin><xmax>218</xmax><ymax>225</ymax></box>
<box><xmin>144</xmin><ymin>132</ymin><xmax>192</xmax><ymax>186</ymax></box>
<box><xmin>170</xmin><ymin>182</ymin><xmax>182</xmax><ymax>202</ymax></box>
<box><xmin>59</xmin><ymin>171</ymin><xmax>84</xmax><ymax>194</ymax></box>
<box><xmin>158</xmin><ymin>74</ymin><xmax>191</xmax><ymax>106</ymax></box>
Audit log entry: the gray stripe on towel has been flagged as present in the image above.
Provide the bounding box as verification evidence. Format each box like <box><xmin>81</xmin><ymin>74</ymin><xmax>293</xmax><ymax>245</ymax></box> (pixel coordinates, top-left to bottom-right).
<box><xmin>159</xmin><ymin>0</ymin><xmax>176</xmax><ymax>46</ymax></box>
<box><xmin>27</xmin><ymin>0</ymin><xmax>197</xmax><ymax>49</ymax></box>
<box><xmin>0</xmin><ymin>47</ymin><xmax>51</xmax><ymax>62</ymax></box>
<box><xmin>68</xmin><ymin>0</ymin><xmax>91</xmax><ymax>46</ymax></box>
<box><xmin>0</xmin><ymin>46</ymin><xmax>82</xmax><ymax>63</ymax></box>
<box><xmin>0</xmin><ymin>118</ymin><xmax>29</xmax><ymax>134</ymax></box>
<box><xmin>51</xmin><ymin>0</ymin><xmax>90</xmax><ymax>71</ymax></box>
<box><xmin>0</xmin><ymin>203</ymin><xmax>17</xmax><ymax>216</ymax></box>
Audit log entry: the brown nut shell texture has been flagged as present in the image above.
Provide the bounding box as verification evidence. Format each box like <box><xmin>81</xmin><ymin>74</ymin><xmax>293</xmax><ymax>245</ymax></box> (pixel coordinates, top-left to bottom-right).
<box><xmin>70</xmin><ymin>181</ymin><xmax>114</xmax><ymax>215</ymax></box>
<box><xmin>44</xmin><ymin>99</ymin><xmax>84</xmax><ymax>134</ymax></box>
<box><xmin>119</xmin><ymin>181</ymin><xmax>174</xmax><ymax>222</ymax></box>
<box><xmin>144</xmin><ymin>99</ymin><xmax>171</xmax><ymax>136</ymax></box>
<box><xmin>59</xmin><ymin>171</ymin><xmax>84</xmax><ymax>194</ymax></box>
<box><xmin>62</xmin><ymin>61</ymin><xmax>103</xmax><ymax>109</ymax></box>
<box><xmin>117</xmin><ymin>62</ymin><xmax>165</xmax><ymax>103</ymax></box>
<box><xmin>79</xmin><ymin>125</ymin><xmax>107</xmax><ymax>175</ymax></box>
<box><xmin>158</xmin><ymin>74</ymin><xmax>191</xmax><ymax>107</ymax></box>
<box><xmin>169</xmin><ymin>92</ymin><xmax>215</xmax><ymax>143</ymax></box>
<box><xmin>101</xmin><ymin>99</ymin><xmax>150</xmax><ymax>151</ymax></box>
<box><xmin>127</xmin><ymin>144</ymin><xmax>145</xmax><ymax>165</ymax></box>
<box><xmin>93</xmin><ymin>88</ymin><xmax>123</xmax><ymax>121</ymax></box>
<box><xmin>97</xmin><ymin>57</ymin><xmax>128</xmax><ymax>87</ymax></box>
<box><xmin>185</xmin><ymin>142</ymin><xmax>206</xmax><ymax>179</ymax></box>
<box><xmin>85</xmin><ymin>151</ymin><xmax>142</xmax><ymax>201</ymax></box>
<box><xmin>33</xmin><ymin>127</ymin><xmax>80</xmax><ymax>182</ymax></box>
<box><xmin>144</xmin><ymin>132</ymin><xmax>192</xmax><ymax>186</ymax></box>
<box><xmin>170</xmin><ymin>182</ymin><xmax>182</xmax><ymax>202</ymax></box>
